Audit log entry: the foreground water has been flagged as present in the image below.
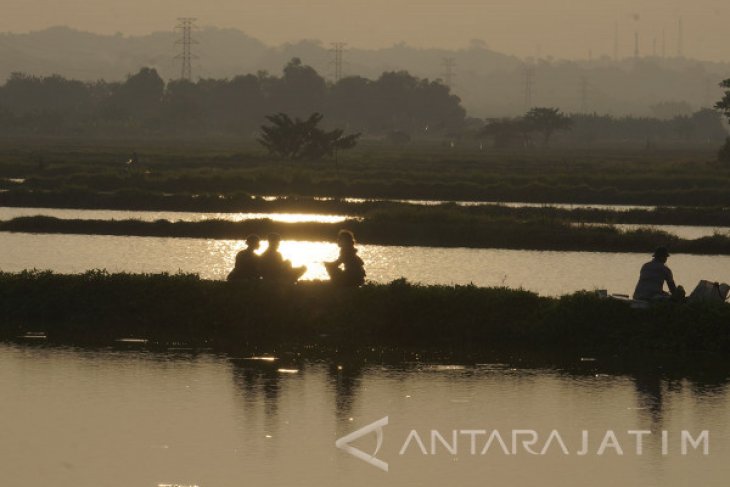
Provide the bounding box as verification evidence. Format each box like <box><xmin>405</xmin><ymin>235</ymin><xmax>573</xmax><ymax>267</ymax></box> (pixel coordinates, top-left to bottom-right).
<box><xmin>2</xmin><ymin>232</ymin><xmax>730</xmax><ymax>295</ymax></box>
<box><xmin>0</xmin><ymin>343</ymin><xmax>728</xmax><ymax>487</ymax></box>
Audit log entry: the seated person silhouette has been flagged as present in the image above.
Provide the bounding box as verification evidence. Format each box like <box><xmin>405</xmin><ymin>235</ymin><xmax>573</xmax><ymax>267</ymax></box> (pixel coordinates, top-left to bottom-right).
<box><xmin>260</xmin><ymin>233</ymin><xmax>307</xmax><ymax>283</ymax></box>
<box><xmin>632</xmin><ymin>246</ymin><xmax>685</xmax><ymax>301</ymax></box>
<box><xmin>227</xmin><ymin>235</ymin><xmax>262</xmax><ymax>281</ymax></box>
<box><xmin>325</xmin><ymin>230</ymin><xmax>366</xmax><ymax>287</ymax></box>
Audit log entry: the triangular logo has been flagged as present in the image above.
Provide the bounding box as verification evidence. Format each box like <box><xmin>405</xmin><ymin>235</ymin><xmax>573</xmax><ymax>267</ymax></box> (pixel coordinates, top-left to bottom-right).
<box><xmin>335</xmin><ymin>416</ymin><xmax>389</xmax><ymax>472</ymax></box>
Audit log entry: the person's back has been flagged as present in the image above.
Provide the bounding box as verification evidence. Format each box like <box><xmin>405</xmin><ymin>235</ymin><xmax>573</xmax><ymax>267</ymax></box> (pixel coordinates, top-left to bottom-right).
<box><xmin>227</xmin><ymin>235</ymin><xmax>262</xmax><ymax>282</ymax></box>
<box><xmin>633</xmin><ymin>260</ymin><xmax>672</xmax><ymax>300</ymax></box>
<box><xmin>260</xmin><ymin>247</ymin><xmax>285</xmax><ymax>279</ymax></box>
<box><xmin>332</xmin><ymin>246</ymin><xmax>366</xmax><ymax>287</ymax></box>
<box><xmin>343</xmin><ymin>246</ymin><xmax>365</xmax><ymax>279</ymax></box>
<box><xmin>259</xmin><ymin>233</ymin><xmax>306</xmax><ymax>283</ymax></box>
<box><xmin>632</xmin><ymin>247</ymin><xmax>677</xmax><ymax>301</ymax></box>
<box><xmin>325</xmin><ymin>230</ymin><xmax>366</xmax><ymax>287</ymax></box>
<box><xmin>228</xmin><ymin>248</ymin><xmax>259</xmax><ymax>281</ymax></box>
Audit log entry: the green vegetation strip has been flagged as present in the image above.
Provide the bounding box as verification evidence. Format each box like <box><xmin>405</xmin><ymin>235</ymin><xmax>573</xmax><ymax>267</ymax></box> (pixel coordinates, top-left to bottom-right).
<box><xmin>17</xmin><ymin>173</ymin><xmax>730</xmax><ymax>207</ymax></box>
<box><xmin>3</xmin><ymin>146</ymin><xmax>730</xmax><ymax>207</ymax></box>
<box><xmin>3</xmin><ymin>214</ymin><xmax>730</xmax><ymax>254</ymax></box>
<box><xmin>2</xmin><ymin>271</ymin><xmax>730</xmax><ymax>355</ymax></box>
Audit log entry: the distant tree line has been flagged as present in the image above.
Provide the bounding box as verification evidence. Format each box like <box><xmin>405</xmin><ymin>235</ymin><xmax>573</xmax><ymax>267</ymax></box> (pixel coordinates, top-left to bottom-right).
<box><xmin>0</xmin><ymin>59</ymin><xmax>728</xmax><ymax>152</ymax></box>
<box><xmin>0</xmin><ymin>58</ymin><xmax>466</xmax><ymax>138</ymax></box>
<box><xmin>715</xmin><ymin>78</ymin><xmax>730</xmax><ymax>162</ymax></box>
<box><xmin>479</xmin><ymin>107</ymin><xmax>728</xmax><ymax>149</ymax></box>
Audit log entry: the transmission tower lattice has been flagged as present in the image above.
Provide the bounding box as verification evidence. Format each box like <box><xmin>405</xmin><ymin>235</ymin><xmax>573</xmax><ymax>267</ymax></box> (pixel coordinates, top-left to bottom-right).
<box><xmin>330</xmin><ymin>42</ymin><xmax>347</xmax><ymax>83</ymax></box>
<box><xmin>175</xmin><ymin>17</ymin><xmax>198</xmax><ymax>81</ymax></box>
<box><xmin>441</xmin><ymin>57</ymin><xmax>456</xmax><ymax>88</ymax></box>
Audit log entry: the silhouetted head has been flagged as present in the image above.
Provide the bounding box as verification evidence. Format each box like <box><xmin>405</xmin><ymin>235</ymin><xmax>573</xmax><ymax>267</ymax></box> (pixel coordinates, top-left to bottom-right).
<box><xmin>653</xmin><ymin>246</ymin><xmax>670</xmax><ymax>263</ymax></box>
<box><xmin>267</xmin><ymin>233</ymin><xmax>281</xmax><ymax>251</ymax></box>
<box><xmin>245</xmin><ymin>235</ymin><xmax>261</xmax><ymax>250</ymax></box>
<box><xmin>337</xmin><ymin>230</ymin><xmax>356</xmax><ymax>249</ymax></box>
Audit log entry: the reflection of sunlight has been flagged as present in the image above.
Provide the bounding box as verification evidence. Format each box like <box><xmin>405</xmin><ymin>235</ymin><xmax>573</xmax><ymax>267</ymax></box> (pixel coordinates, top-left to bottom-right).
<box><xmin>205</xmin><ymin>239</ymin><xmax>246</xmax><ymax>280</ymax></box>
<box><xmin>278</xmin><ymin>241</ymin><xmax>339</xmax><ymax>280</ymax></box>
<box><xmin>205</xmin><ymin>239</ymin><xmax>340</xmax><ymax>281</ymax></box>
<box><xmin>223</xmin><ymin>213</ymin><xmax>350</xmax><ymax>224</ymax></box>
<box><xmin>0</xmin><ymin>207</ymin><xmax>349</xmax><ymax>224</ymax></box>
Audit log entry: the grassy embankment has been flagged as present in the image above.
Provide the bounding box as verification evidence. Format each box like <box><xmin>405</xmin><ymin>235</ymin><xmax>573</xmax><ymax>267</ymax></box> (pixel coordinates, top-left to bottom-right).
<box><xmin>4</xmin><ymin>145</ymin><xmax>730</xmax><ymax>252</ymax></box>
<box><xmin>3</xmin><ymin>209</ymin><xmax>730</xmax><ymax>254</ymax></box>
<box><xmin>2</xmin><ymin>271</ymin><xmax>729</xmax><ymax>355</ymax></box>
<box><xmin>2</xmin><ymin>144</ymin><xmax>730</xmax><ymax>206</ymax></box>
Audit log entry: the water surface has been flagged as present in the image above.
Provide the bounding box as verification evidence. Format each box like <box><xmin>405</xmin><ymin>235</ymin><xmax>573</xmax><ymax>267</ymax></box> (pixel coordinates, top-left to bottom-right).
<box><xmin>0</xmin><ymin>344</ymin><xmax>728</xmax><ymax>487</ymax></box>
<box><xmin>2</xmin><ymin>232</ymin><xmax>729</xmax><ymax>296</ymax></box>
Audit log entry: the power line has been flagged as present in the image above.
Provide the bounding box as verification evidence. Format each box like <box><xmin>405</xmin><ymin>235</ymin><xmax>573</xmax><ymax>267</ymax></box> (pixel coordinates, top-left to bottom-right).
<box><xmin>441</xmin><ymin>57</ymin><xmax>456</xmax><ymax>89</ymax></box>
<box><xmin>522</xmin><ymin>65</ymin><xmax>535</xmax><ymax>110</ymax></box>
<box><xmin>580</xmin><ymin>76</ymin><xmax>590</xmax><ymax>113</ymax></box>
<box><xmin>704</xmin><ymin>76</ymin><xmax>714</xmax><ymax>108</ymax></box>
<box><xmin>677</xmin><ymin>17</ymin><xmax>684</xmax><ymax>57</ymax></box>
<box><xmin>329</xmin><ymin>42</ymin><xmax>347</xmax><ymax>83</ymax></box>
<box><xmin>175</xmin><ymin>17</ymin><xmax>198</xmax><ymax>81</ymax></box>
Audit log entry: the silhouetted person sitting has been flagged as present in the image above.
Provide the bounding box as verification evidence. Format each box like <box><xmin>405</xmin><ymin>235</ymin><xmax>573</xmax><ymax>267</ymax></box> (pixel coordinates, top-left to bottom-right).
<box><xmin>260</xmin><ymin>233</ymin><xmax>306</xmax><ymax>283</ymax></box>
<box><xmin>227</xmin><ymin>235</ymin><xmax>262</xmax><ymax>282</ymax></box>
<box><xmin>325</xmin><ymin>230</ymin><xmax>366</xmax><ymax>287</ymax></box>
<box><xmin>633</xmin><ymin>247</ymin><xmax>685</xmax><ymax>301</ymax></box>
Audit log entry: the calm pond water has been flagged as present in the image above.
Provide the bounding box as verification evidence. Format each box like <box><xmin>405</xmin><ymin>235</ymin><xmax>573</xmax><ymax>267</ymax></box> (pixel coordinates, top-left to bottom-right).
<box><xmin>2</xmin><ymin>232</ymin><xmax>729</xmax><ymax>296</ymax></box>
<box><xmin>1</xmin><ymin>343</ymin><xmax>728</xmax><ymax>487</ymax></box>
<box><xmin>0</xmin><ymin>207</ymin><xmax>349</xmax><ymax>224</ymax></box>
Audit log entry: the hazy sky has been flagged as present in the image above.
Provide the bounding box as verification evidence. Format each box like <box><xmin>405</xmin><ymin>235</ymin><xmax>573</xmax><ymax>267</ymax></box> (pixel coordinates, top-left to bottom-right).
<box><xmin>2</xmin><ymin>0</ymin><xmax>730</xmax><ymax>61</ymax></box>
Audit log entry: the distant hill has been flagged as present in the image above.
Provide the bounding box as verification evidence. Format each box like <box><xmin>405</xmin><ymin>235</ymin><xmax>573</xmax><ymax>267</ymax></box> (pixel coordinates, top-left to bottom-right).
<box><xmin>0</xmin><ymin>26</ymin><xmax>728</xmax><ymax>118</ymax></box>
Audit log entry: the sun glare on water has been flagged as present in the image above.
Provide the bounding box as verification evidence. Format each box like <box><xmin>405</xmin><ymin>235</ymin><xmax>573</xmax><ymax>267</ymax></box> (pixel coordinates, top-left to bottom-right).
<box><xmin>207</xmin><ymin>239</ymin><xmax>340</xmax><ymax>281</ymax></box>
<box><xmin>226</xmin><ymin>213</ymin><xmax>349</xmax><ymax>224</ymax></box>
<box><xmin>278</xmin><ymin>240</ymin><xmax>339</xmax><ymax>280</ymax></box>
